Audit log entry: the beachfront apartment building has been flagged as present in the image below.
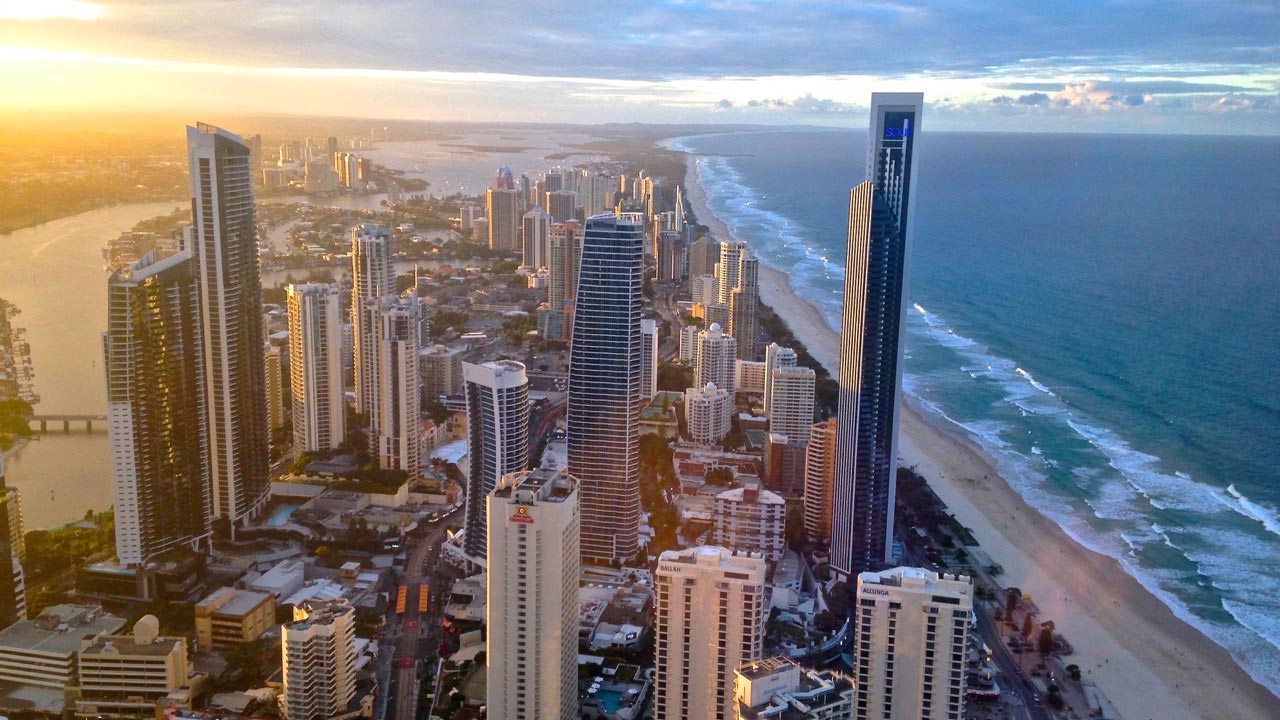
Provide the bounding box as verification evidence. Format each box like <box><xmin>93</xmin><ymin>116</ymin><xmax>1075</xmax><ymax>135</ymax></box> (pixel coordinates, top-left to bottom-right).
<box><xmin>713</xmin><ymin>487</ymin><xmax>786</xmax><ymax>562</ymax></box>
<box><xmin>763</xmin><ymin>343</ymin><xmax>799</xmax><ymax>414</ymax></box>
<box><xmin>768</xmin><ymin>366</ymin><xmax>816</xmax><ymax>443</ymax></box>
<box><xmin>853</xmin><ymin>567</ymin><xmax>973</xmax><ymax>720</ymax></box>
<box><xmin>695</xmin><ymin>322</ymin><xmax>737</xmax><ymax>392</ymax></box>
<box><xmin>832</xmin><ymin>93</ymin><xmax>924</xmax><ymax>574</ymax></box>
<box><xmin>686</xmin><ymin>382</ymin><xmax>733</xmax><ymax>446</ymax></box>
<box><xmin>654</xmin><ymin>547</ymin><xmax>767</xmax><ymax>720</ymax></box>
<box><xmin>804</xmin><ymin>418</ymin><xmax>838</xmax><ymax>546</ymax></box>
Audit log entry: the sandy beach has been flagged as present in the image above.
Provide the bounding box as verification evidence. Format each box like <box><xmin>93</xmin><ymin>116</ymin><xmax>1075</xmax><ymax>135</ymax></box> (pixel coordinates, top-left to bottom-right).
<box><xmin>681</xmin><ymin>152</ymin><xmax>1280</xmax><ymax>720</ymax></box>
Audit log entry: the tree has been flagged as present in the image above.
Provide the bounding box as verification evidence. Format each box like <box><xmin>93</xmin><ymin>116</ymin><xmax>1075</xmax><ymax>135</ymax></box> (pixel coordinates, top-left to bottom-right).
<box><xmin>704</xmin><ymin>467</ymin><xmax>734</xmax><ymax>486</ymax></box>
<box><xmin>1005</xmin><ymin>588</ymin><xmax>1021</xmax><ymax>616</ymax></box>
<box><xmin>657</xmin><ymin>363</ymin><xmax>693</xmax><ymax>392</ymax></box>
<box><xmin>1066</xmin><ymin>664</ymin><xmax>1081</xmax><ymax>682</ymax></box>
<box><xmin>424</xmin><ymin>400</ymin><xmax>451</xmax><ymax>425</ymax></box>
<box><xmin>1037</xmin><ymin>626</ymin><xmax>1055</xmax><ymax>655</ymax></box>
<box><xmin>1021</xmin><ymin>614</ymin><xmax>1035</xmax><ymax>640</ymax></box>
<box><xmin>224</xmin><ymin>640</ymin><xmax>268</xmax><ymax>684</ymax></box>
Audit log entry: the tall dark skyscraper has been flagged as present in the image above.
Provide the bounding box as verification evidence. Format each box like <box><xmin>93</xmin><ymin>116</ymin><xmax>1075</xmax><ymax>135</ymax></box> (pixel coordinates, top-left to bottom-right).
<box><xmin>567</xmin><ymin>213</ymin><xmax>644</xmax><ymax>563</ymax></box>
<box><xmin>0</xmin><ymin>455</ymin><xmax>22</xmax><ymax>627</ymax></box>
<box><xmin>831</xmin><ymin>93</ymin><xmax>923</xmax><ymax>574</ymax></box>
<box><xmin>105</xmin><ymin>250</ymin><xmax>210</xmax><ymax>565</ymax></box>
<box><xmin>187</xmin><ymin>123</ymin><xmax>270</xmax><ymax>529</ymax></box>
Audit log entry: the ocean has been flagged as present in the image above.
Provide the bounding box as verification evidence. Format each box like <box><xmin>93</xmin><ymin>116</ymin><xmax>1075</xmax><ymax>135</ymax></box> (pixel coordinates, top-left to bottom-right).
<box><xmin>667</xmin><ymin>129</ymin><xmax>1280</xmax><ymax>697</ymax></box>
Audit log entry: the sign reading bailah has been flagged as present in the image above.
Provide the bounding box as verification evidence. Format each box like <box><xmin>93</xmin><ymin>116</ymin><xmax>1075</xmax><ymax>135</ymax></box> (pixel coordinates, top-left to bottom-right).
<box><xmin>510</xmin><ymin>506</ymin><xmax>534</xmax><ymax>524</ymax></box>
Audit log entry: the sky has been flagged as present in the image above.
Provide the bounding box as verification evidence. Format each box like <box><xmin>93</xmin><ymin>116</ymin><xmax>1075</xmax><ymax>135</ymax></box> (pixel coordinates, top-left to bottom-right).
<box><xmin>1</xmin><ymin>0</ymin><xmax>1278</xmax><ymax>133</ymax></box>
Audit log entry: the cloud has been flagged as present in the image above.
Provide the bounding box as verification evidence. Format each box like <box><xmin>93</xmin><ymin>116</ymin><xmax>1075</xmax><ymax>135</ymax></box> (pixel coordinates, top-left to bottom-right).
<box><xmin>789</xmin><ymin>94</ymin><xmax>857</xmax><ymax>114</ymax></box>
<box><xmin>1017</xmin><ymin>92</ymin><xmax>1050</xmax><ymax>106</ymax></box>
<box><xmin>996</xmin><ymin>79</ymin><xmax>1256</xmax><ymax>95</ymax></box>
<box><xmin>715</xmin><ymin>98</ymin><xmax>733</xmax><ymax>109</ymax></box>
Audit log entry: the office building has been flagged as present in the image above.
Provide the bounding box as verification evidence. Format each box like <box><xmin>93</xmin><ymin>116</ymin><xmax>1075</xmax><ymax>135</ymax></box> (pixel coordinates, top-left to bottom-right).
<box><xmin>462</xmin><ymin>361</ymin><xmax>530</xmax><ymax>559</ymax></box>
<box><xmin>281</xmin><ymin>599</ymin><xmax>357</xmax><ymax>720</ymax></box>
<box><xmin>0</xmin><ymin>605</ymin><xmax>126</xmax><ymax>689</ymax></box>
<box><xmin>654</xmin><ymin>547</ymin><xmax>766</xmax><ymax>720</ymax></box>
<box><xmin>521</xmin><ymin>206</ymin><xmax>552</xmax><ymax>270</ymax></box>
<box><xmin>287</xmin><ymin>284</ymin><xmax>346</xmax><ymax>452</ymax></box>
<box><xmin>351</xmin><ymin>224</ymin><xmax>393</xmax><ymax>419</ymax></box>
<box><xmin>486</xmin><ymin>468</ymin><xmax>580</xmax><ymax>720</ymax></box>
<box><xmin>853</xmin><ymin>567</ymin><xmax>971</xmax><ymax>720</ymax></box>
<box><xmin>640</xmin><ymin>319</ymin><xmax>659</xmax><ymax>401</ymax></box>
<box><xmin>420</xmin><ymin>344</ymin><xmax>464</xmax><ymax>400</ymax></box>
<box><xmin>767</xmin><ymin>366</ymin><xmax>815</xmax><ymax>443</ymax></box>
<box><xmin>374</xmin><ymin>299</ymin><xmax>421</xmax><ymax>477</ymax></box>
<box><xmin>567</xmin><ymin>213</ymin><xmax>644</xmax><ymax>563</ymax></box>
<box><xmin>487</xmin><ymin>188</ymin><xmax>522</xmax><ymax>252</ymax></box>
<box><xmin>763</xmin><ymin>344</ymin><xmax>798</xmax><ymax>413</ymax></box>
<box><xmin>712</xmin><ymin>488</ymin><xmax>785</xmax><ymax>562</ymax></box>
<box><xmin>730</xmin><ymin>252</ymin><xmax>759</xmax><ymax>361</ymax></box>
<box><xmin>545</xmin><ymin>190</ymin><xmax>577</xmax><ymax>224</ymax></box>
<box><xmin>734</xmin><ymin>657</ymin><xmax>855</xmax><ymax>720</ymax></box>
<box><xmin>694</xmin><ymin>322</ymin><xmax>737</xmax><ymax>392</ymax></box>
<box><xmin>804</xmin><ymin>419</ymin><xmax>837</xmax><ymax>546</ymax></box>
<box><xmin>105</xmin><ymin>249</ymin><xmax>210</xmax><ymax>568</ymax></box>
<box><xmin>832</xmin><ymin>93</ymin><xmax>924</xmax><ymax>574</ymax></box>
<box><xmin>187</xmin><ymin>123</ymin><xmax>271</xmax><ymax>526</ymax></box>
<box><xmin>685</xmin><ymin>383</ymin><xmax>733</xmax><ymax>446</ymax></box>
<box><xmin>265</xmin><ymin>347</ymin><xmax>285</xmax><ymax>430</ymax></box>
<box><xmin>194</xmin><ymin>587</ymin><xmax>274</xmax><ymax>650</ymax></box>
<box><xmin>76</xmin><ymin>615</ymin><xmax>197</xmax><ymax>719</ymax></box>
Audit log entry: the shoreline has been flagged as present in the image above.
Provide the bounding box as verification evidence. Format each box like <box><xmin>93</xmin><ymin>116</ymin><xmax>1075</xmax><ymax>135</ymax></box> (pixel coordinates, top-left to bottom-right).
<box><xmin>679</xmin><ymin>149</ymin><xmax>1280</xmax><ymax>720</ymax></box>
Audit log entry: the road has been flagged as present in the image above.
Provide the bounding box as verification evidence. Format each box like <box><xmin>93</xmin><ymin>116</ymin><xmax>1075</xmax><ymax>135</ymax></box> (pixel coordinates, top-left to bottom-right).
<box><xmin>652</xmin><ymin>284</ymin><xmax>682</xmax><ymax>361</ymax></box>
<box><xmin>382</xmin><ymin>505</ymin><xmax>462</xmax><ymax>720</ymax></box>
<box><xmin>973</xmin><ymin>609</ymin><xmax>1050</xmax><ymax>720</ymax></box>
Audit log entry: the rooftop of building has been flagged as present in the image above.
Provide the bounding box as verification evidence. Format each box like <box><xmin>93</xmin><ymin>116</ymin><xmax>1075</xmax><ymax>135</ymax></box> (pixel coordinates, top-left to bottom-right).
<box><xmin>0</xmin><ymin>605</ymin><xmax>126</xmax><ymax>656</ymax></box>
<box><xmin>735</xmin><ymin>657</ymin><xmax>855</xmax><ymax>719</ymax></box>
<box><xmin>715</xmin><ymin>486</ymin><xmax>784</xmax><ymax>506</ymax></box>
<box><xmin>492</xmin><ymin>466</ymin><xmax>575</xmax><ymax>503</ymax></box>
<box><xmin>196</xmin><ymin>587</ymin><xmax>273</xmax><ymax>617</ymax></box>
<box><xmin>859</xmin><ymin>566</ymin><xmax>973</xmax><ymax>596</ymax></box>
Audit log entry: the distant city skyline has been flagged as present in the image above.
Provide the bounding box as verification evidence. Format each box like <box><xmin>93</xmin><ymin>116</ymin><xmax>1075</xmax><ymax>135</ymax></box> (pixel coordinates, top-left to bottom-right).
<box><xmin>1</xmin><ymin>2</ymin><xmax>1277</xmax><ymax>134</ymax></box>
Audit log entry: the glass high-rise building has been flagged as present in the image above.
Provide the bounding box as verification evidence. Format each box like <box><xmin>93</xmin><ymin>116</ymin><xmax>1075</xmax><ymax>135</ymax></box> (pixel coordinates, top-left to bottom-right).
<box><xmin>567</xmin><ymin>213</ymin><xmax>644</xmax><ymax>563</ymax></box>
<box><xmin>105</xmin><ymin>250</ymin><xmax>210</xmax><ymax>566</ymax></box>
<box><xmin>462</xmin><ymin>361</ymin><xmax>529</xmax><ymax>559</ymax></box>
<box><xmin>187</xmin><ymin>123</ymin><xmax>270</xmax><ymax>528</ymax></box>
<box><xmin>831</xmin><ymin>93</ymin><xmax>923</xmax><ymax>574</ymax></box>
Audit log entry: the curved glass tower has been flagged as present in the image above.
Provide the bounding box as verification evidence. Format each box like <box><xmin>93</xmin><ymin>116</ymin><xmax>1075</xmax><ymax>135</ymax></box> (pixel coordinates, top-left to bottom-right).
<box><xmin>832</xmin><ymin>93</ymin><xmax>923</xmax><ymax>574</ymax></box>
<box><xmin>567</xmin><ymin>212</ymin><xmax>644</xmax><ymax>563</ymax></box>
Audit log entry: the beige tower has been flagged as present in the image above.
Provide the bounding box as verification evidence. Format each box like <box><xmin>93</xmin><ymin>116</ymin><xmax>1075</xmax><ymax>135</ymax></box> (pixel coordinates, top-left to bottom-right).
<box><xmin>853</xmin><ymin>567</ymin><xmax>973</xmax><ymax>720</ymax></box>
<box><xmin>486</xmin><ymin>468</ymin><xmax>580</xmax><ymax>720</ymax></box>
<box><xmin>653</xmin><ymin>547</ymin><xmax>766</xmax><ymax>720</ymax></box>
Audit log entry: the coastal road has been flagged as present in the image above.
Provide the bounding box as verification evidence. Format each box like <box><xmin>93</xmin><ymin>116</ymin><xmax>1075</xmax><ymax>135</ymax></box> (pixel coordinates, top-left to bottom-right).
<box><xmin>974</xmin><ymin>609</ymin><xmax>1050</xmax><ymax>720</ymax></box>
<box><xmin>652</xmin><ymin>284</ymin><xmax>682</xmax><ymax>360</ymax></box>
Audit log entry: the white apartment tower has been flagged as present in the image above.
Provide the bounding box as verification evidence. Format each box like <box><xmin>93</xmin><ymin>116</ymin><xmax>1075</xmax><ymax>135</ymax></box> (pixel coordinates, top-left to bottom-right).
<box><xmin>717</xmin><ymin>240</ymin><xmax>746</xmax><ymax>305</ymax></box>
<box><xmin>678</xmin><ymin>325</ymin><xmax>699</xmax><ymax>364</ymax></box>
<box><xmin>685</xmin><ymin>383</ymin><xmax>733</xmax><ymax>446</ymax></box>
<box><xmin>287</xmin><ymin>284</ymin><xmax>346</xmax><ymax>452</ymax></box>
<box><xmin>767</xmin><ymin>366</ymin><xmax>816</xmax><ymax>443</ymax></box>
<box><xmin>854</xmin><ymin>567</ymin><xmax>973</xmax><ymax>720</ymax></box>
<box><xmin>187</xmin><ymin>123</ymin><xmax>270</xmax><ymax>526</ymax></box>
<box><xmin>763</xmin><ymin>343</ymin><xmax>799</xmax><ymax>413</ymax></box>
<box><xmin>640</xmin><ymin>318</ymin><xmax>659</xmax><ymax>401</ymax></box>
<box><xmin>654</xmin><ymin>547</ymin><xmax>767</xmax><ymax>720</ymax></box>
<box><xmin>694</xmin><ymin>322</ymin><xmax>737</xmax><ymax>392</ymax></box>
<box><xmin>713</xmin><ymin>487</ymin><xmax>786</xmax><ymax>562</ymax></box>
<box><xmin>374</xmin><ymin>299</ymin><xmax>421</xmax><ymax>477</ymax></box>
<box><xmin>281</xmin><ymin>599</ymin><xmax>357</xmax><ymax>720</ymax></box>
<box><xmin>351</xmin><ymin>224</ymin><xmax>394</xmax><ymax>419</ymax></box>
<box><xmin>486</xmin><ymin>468</ymin><xmax>580</xmax><ymax>720</ymax></box>
<box><xmin>462</xmin><ymin>361</ymin><xmax>530</xmax><ymax>559</ymax></box>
